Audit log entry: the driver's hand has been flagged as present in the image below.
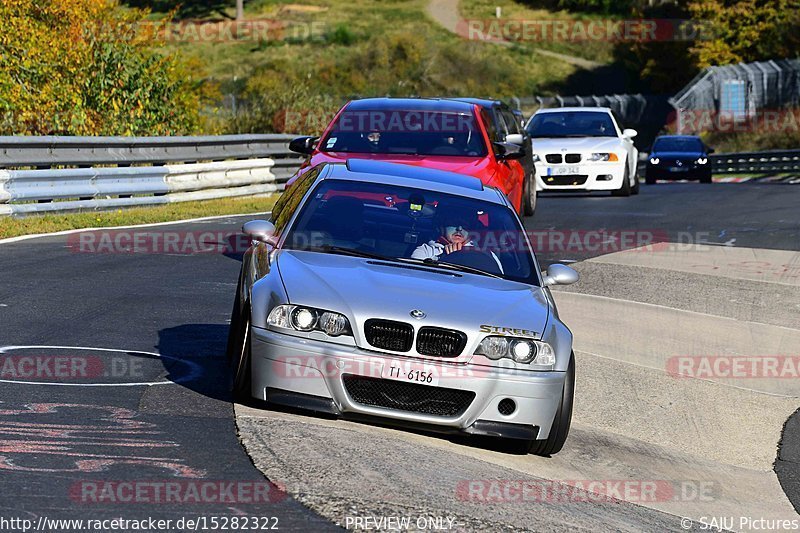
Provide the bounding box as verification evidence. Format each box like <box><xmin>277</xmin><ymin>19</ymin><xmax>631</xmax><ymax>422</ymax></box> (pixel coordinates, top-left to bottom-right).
<box><xmin>444</xmin><ymin>242</ymin><xmax>464</xmax><ymax>254</ymax></box>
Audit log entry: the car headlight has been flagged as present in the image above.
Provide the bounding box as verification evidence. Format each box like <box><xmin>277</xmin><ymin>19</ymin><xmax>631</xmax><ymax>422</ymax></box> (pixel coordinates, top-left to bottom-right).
<box><xmin>268</xmin><ymin>305</ymin><xmax>351</xmax><ymax>337</ymax></box>
<box><xmin>532</xmin><ymin>154</ymin><xmax>541</xmax><ymax>163</ymax></box>
<box><xmin>696</xmin><ymin>157</ymin><xmax>708</xmax><ymax>165</ymax></box>
<box><xmin>650</xmin><ymin>157</ymin><xmax>660</xmax><ymax>165</ymax></box>
<box><xmin>588</xmin><ymin>153</ymin><xmax>618</xmax><ymax>162</ymax></box>
<box><xmin>474</xmin><ymin>336</ymin><xmax>555</xmax><ymax>366</ymax></box>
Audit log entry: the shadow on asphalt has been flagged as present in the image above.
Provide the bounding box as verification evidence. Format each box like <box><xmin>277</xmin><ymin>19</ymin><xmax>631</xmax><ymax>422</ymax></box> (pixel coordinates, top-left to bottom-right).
<box><xmin>155</xmin><ymin>323</ymin><xmax>233</xmax><ymax>402</ymax></box>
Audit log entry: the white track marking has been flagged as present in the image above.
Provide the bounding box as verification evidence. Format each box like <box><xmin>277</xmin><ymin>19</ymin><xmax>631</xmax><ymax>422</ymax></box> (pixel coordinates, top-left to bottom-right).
<box><xmin>0</xmin><ymin>211</ymin><xmax>272</xmax><ymax>245</ymax></box>
<box><xmin>0</xmin><ymin>345</ymin><xmax>202</xmax><ymax>387</ymax></box>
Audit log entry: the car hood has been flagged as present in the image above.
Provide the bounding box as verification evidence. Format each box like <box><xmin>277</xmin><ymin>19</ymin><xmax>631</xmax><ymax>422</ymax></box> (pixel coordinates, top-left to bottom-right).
<box><xmin>310</xmin><ymin>152</ymin><xmax>492</xmax><ymax>179</ymax></box>
<box><xmin>276</xmin><ymin>250</ymin><xmax>550</xmax><ymax>359</ymax></box>
<box><xmin>531</xmin><ymin>137</ymin><xmax>622</xmax><ymax>153</ymax></box>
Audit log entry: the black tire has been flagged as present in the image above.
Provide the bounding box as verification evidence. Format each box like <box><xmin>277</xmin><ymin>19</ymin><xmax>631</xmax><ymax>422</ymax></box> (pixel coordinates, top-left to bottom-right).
<box><xmin>645</xmin><ymin>173</ymin><xmax>656</xmax><ymax>185</ymax></box>
<box><xmin>522</xmin><ymin>173</ymin><xmax>536</xmax><ymax>217</ymax></box>
<box><xmin>231</xmin><ymin>307</ymin><xmax>252</xmax><ymax>401</ymax></box>
<box><xmin>529</xmin><ymin>353</ymin><xmax>575</xmax><ymax>456</ymax></box>
<box><xmin>700</xmin><ymin>172</ymin><xmax>712</xmax><ymax>184</ymax></box>
<box><xmin>631</xmin><ymin>173</ymin><xmax>640</xmax><ymax>195</ymax></box>
<box><xmin>611</xmin><ymin>164</ymin><xmax>632</xmax><ymax>197</ymax></box>
<box><xmin>226</xmin><ymin>275</ymin><xmax>244</xmax><ymax>365</ymax></box>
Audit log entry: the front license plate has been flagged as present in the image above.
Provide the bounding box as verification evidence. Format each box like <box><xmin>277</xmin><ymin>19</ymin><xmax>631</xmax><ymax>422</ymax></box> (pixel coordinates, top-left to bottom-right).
<box><xmin>669</xmin><ymin>166</ymin><xmax>689</xmax><ymax>172</ymax></box>
<box><xmin>382</xmin><ymin>362</ymin><xmax>440</xmax><ymax>386</ymax></box>
<box><xmin>547</xmin><ymin>166</ymin><xmax>580</xmax><ymax>176</ymax></box>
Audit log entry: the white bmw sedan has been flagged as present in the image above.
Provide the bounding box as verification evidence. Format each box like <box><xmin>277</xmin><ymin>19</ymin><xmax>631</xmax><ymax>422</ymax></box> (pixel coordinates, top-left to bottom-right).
<box><xmin>526</xmin><ymin>107</ymin><xmax>639</xmax><ymax>196</ymax></box>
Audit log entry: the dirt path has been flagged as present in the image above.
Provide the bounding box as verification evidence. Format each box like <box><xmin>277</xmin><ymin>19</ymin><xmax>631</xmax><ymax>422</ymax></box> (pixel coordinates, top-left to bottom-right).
<box><xmin>425</xmin><ymin>0</ymin><xmax>603</xmax><ymax>70</ymax></box>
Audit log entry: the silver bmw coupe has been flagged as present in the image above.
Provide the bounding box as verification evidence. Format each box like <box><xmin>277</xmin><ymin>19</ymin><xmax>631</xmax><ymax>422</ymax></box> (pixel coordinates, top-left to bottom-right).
<box><xmin>227</xmin><ymin>159</ymin><xmax>579</xmax><ymax>455</ymax></box>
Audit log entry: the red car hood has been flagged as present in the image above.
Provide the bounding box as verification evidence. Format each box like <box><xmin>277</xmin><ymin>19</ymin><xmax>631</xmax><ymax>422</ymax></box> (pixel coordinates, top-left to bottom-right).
<box><xmin>305</xmin><ymin>151</ymin><xmax>495</xmax><ymax>183</ymax></box>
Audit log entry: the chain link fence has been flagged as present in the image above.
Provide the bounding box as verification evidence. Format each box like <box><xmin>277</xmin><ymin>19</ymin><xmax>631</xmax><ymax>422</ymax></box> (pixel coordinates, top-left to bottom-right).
<box><xmin>670</xmin><ymin>59</ymin><xmax>800</xmax><ymax>134</ymax></box>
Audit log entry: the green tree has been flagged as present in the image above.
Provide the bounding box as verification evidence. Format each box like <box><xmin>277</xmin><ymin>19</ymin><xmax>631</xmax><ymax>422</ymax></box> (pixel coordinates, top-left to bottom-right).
<box><xmin>0</xmin><ymin>0</ymin><xmax>212</xmax><ymax>135</ymax></box>
<box><xmin>689</xmin><ymin>0</ymin><xmax>800</xmax><ymax>67</ymax></box>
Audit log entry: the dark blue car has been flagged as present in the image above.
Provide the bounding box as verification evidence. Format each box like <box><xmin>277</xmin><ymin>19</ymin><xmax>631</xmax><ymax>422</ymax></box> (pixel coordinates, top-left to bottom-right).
<box><xmin>645</xmin><ymin>135</ymin><xmax>714</xmax><ymax>184</ymax></box>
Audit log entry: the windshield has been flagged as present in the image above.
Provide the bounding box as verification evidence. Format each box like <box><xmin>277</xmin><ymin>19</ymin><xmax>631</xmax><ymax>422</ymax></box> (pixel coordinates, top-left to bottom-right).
<box><xmin>319</xmin><ymin>109</ymin><xmax>487</xmax><ymax>157</ymax></box>
<box><xmin>527</xmin><ymin>111</ymin><xmax>617</xmax><ymax>138</ymax></box>
<box><xmin>283</xmin><ymin>179</ymin><xmax>537</xmax><ymax>285</ymax></box>
<box><xmin>652</xmin><ymin>137</ymin><xmax>704</xmax><ymax>153</ymax></box>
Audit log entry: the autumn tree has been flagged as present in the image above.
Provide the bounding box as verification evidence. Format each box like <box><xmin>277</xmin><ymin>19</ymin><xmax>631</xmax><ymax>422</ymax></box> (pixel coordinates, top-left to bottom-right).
<box><xmin>688</xmin><ymin>0</ymin><xmax>800</xmax><ymax>67</ymax></box>
<box><xmin>0</xmin><ymin>0</ymin><xmax>210</xmax><ymax>135</ymax></box>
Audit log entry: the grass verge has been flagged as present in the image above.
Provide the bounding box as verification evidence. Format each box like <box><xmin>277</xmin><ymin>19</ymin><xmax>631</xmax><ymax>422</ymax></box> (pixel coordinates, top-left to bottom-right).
<box><xmin>460</xmin><ymin>0</ymin><xmax>616</xmax><ymax>63</ymax></box>
<box><xmin>0</xmin><ymin>195</ymin><xmax>278</xmax><ymax>240</ymax></box>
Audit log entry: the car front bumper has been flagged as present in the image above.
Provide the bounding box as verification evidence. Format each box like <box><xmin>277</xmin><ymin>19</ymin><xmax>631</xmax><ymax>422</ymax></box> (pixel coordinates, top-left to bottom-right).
<box><xmin>646</xmin><ymin>164</ymin><xmax>710</xmax><ymax>180</ymax></box>
<box><xmin>250</xmin><ymin>327</ymin><xmax>566</xmax><ymax>440</ymax></box>
<box><xmin>534</xmin><ymin>161</ymin><xmax>626</xmax><ymax>191</ymax></box>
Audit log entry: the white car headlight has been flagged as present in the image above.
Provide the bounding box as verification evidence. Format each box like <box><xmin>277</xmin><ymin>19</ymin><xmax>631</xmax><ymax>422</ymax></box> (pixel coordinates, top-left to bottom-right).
<box><xmin>268</xmin><ymin>305</ymin><xmax>351</xmax><ymax>337</ymax></box>
<box><xmin>319</xmin><ymin>311</ymin><xmax>350</xmax><ymax>336</ymax></box>
<box><xmin>588</xmin><ymin>153</ymin><xmax>619</xmax><ymax>162</ymax></box>
<box><xmin>696</xmin><ymin>157</ymin><xmax>708</xmax><ymax>165</ymax></box>
<box><xmin>475</xmin><ymin>336</ymin><xmax>555</xmax><ymax>366</ymax></box>
<box><xmin>291</xmin><ymin>307</ymin><xmax>317</xmax><ymax>331</ymax></box>
<box><xmin>532</xmin><ymin>154</ymin><xmax>541</xmax><ymax>163</ymax></box>
<box><xmin>650</xmin><ymin>157</ymin><xmax>660</xmax><ymax>165</ymax></box>
<box><xmin>481</xmin><ymin>336</ymin><xmax>509</xmax><ymax>360</ymax></box>
<box><xmin>510</xmin><ymin>339</ymin><xmax>536</xmax><ymax>364</ymax></box>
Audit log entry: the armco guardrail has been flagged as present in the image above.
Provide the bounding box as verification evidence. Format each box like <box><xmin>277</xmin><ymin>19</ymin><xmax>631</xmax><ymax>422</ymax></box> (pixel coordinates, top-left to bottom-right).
<box><xmin>709</xmin><ymin>149</ymin><xmax>800</xmax><ymax>174</ymax></box>
<box><xmin>0</xmin><ymin>134</ymin><xmax>304</xmax><ymax>216</ymax></box>
<box><xmin>637</xmin><ymin>148</ymin><xmax>800</xmax><ymax>175</ymax></box>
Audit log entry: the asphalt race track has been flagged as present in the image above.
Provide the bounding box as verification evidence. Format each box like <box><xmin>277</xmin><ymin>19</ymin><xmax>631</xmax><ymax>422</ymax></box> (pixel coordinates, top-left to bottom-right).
<box><xmin>1</xmin><ymin>181</ymin><xmax>798</xmax><ymax>532</ymax></box>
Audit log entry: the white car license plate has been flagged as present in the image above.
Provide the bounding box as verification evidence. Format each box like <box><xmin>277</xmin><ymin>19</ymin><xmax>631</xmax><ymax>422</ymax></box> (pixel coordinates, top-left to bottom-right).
<box><xmin>548</xmin><ymin>166</ymin><xmax>580</xmax><ymax>176</ymax></box>
<box><xmin>382</xmin><ymin>362</ymin><xmax>440</xmax><ymax>386</ymax></box>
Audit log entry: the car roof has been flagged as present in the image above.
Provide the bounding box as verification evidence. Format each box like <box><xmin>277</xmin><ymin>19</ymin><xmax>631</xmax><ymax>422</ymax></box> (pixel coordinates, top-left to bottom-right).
<box><xmin>345</xmin><ymin>97</ymin><xmax>475</xmax><ymax>113</ymax></box>
<box><xmin>446</xmin><ymin>97</ymin><xmax>505</xmax><ymax>109</ymax></box>
<box><xmin>321</xmin><ymin>160</ymin><xmax>507</xmax><ymax>205</ymax></box>
<box><xmin>534</xmin><ymin>107</ymin><xmax>611</xmax><ymax>114</ymax></box>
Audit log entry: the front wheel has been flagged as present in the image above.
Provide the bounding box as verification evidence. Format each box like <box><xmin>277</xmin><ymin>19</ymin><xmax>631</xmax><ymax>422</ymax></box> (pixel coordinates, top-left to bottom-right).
<box><xmin>528</xmin><ymin>353</ymin><xmax>575</xmax><ymax>456</ymax></box>
<box><xmin>522</xmin><ymin>173</ymin><xmax>537</xmax><ymax>217</ymax></box>
<box><xmin>700</xmin><ymin>172</ymin><xmax>712</xmax><ymax>184</ymax></box>
<box><xmin>631</xmin><ymin>172</ymin><xmax>640</xmax><ymax>195</ymax></box>
<box><xmin>611</xmin><ymin>165</ymin><xmax>632</xmax><ymax>197</ymax></box>
<box><xmin>231</xmin><ymin>308</ymin><xmax>252</xmax><ymax>401</ymax></box>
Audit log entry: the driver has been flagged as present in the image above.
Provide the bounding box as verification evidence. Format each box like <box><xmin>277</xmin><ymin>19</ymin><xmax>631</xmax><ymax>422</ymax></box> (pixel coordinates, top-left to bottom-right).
<box><xmin>411</xmin><ymin>213</ymin><xmax>504</xmax><ymax>273</ymax></box>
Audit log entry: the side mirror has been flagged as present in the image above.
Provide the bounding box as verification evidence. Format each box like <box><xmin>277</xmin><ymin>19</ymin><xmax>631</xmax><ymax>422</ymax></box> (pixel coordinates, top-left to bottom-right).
<box><xmin>622</xmin><ymin>128</ymin><xmax>638</xmax><ymax>139</ymax></box>
<box><xmin>505</xmin><ymin>133</ymin><xmax>524</xmax><ymax>145</ymax></box>
<box><xmin>288</xmin><ymin>136</ymin><xmax>319</xmax><ymax>155</ymax></box>
<box><xmin>243</xmin><ymin>220</ymin><xmax>276</xmax><ymax>244</ymax></box>
<box><xmin>493</xmin><ymin>141</ymin><xmax>524</xmax><ymax>160</ymax></box>
<box><xmin>707</xmin><ymin>147</ymin><xmax>715</xmax><ymax>154</ymax></box>
<box><xmin>542</xmin><ymin>263</ymin><xmax>579</xmax><ymax>287</ymax></box>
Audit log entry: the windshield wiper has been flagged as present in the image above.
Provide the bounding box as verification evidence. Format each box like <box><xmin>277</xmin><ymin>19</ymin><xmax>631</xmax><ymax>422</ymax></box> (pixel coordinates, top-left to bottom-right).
<box><xmin>303</xmin><ymin>245</ymin><xmax>393</xmax><ymax>261</ymax></box>
<box><xmin>300</xmin><ymin>246</ymin><xmax>503</xmax><ymax>279</ymax></box>
<box><xmin>413</xmin><ymin>258</ymin><xmax>502</xmax><ymax>279</ymax></box>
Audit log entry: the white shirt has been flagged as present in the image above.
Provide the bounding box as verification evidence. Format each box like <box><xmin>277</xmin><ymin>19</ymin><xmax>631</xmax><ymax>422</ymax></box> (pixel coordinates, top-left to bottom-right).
<box><xmin>411</xmin><ymin>240</ymin><xmax>504</xmax><ymax>274</ymax></box>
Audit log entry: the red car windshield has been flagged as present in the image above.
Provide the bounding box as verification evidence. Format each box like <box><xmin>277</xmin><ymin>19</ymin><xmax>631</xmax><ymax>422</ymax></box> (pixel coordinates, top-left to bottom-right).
<box><xmin>319</xmin><ymin>109</ymin><xmax>487</xmax><ymax>157</ymax></box>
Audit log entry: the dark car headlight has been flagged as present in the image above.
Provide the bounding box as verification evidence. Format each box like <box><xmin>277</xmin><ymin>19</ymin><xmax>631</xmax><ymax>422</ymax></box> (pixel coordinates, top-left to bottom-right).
<box><xmin>649</xmin><ymin>157</ymin><xmax>660</xmax><ymax>165</ymax></box>
<box><xmin>474</xmin><ymin>336</ymin><xmax>555</xmax><ymax>366</ymax></box>
<box><xmin>268</xmin><ymin>305</ymin><xmax>352</xmax><ymax>337</ymax></box>
<box><xmin>696</xmin><ymin>157</ymin><xmax>708</xmax><ymax>165</ymax></box>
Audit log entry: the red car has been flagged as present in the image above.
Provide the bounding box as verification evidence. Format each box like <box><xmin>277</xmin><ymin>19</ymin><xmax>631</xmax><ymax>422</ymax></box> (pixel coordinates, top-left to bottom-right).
<box><xmin>286</xmin><ymin>98</ymin><xmax>536</xmax><ymax>216</ymax></box>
